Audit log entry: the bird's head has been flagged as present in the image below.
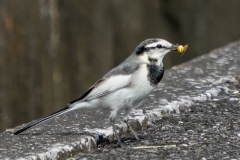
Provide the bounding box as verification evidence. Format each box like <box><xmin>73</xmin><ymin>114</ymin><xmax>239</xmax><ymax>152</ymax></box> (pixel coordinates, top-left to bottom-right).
<box><xmin>129</xmin><ymin>38</ymin><xmax>182</xmax><ymax>65</ymax></box>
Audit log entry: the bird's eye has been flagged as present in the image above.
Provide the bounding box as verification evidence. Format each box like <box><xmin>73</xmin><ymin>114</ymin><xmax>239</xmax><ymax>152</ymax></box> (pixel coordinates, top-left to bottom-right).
<box><xmin>157</xmin><ymin>44</ymin><xmax>162</xmax><ymax>49</ymax></box>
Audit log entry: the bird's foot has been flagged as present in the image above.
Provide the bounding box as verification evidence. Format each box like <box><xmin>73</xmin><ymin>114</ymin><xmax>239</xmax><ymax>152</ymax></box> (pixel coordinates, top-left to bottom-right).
<box><xmin>110</xmin><ymin>140</ymin><xmax>126</xmax><ymax>148</ymax></box>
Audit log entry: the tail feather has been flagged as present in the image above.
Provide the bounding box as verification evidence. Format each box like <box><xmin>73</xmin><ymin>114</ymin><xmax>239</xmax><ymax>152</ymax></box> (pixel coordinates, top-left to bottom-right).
<box><xmin>14</xmin><ymin>106</ymin><xmax>71</xmax><ymax>135</ymax></box>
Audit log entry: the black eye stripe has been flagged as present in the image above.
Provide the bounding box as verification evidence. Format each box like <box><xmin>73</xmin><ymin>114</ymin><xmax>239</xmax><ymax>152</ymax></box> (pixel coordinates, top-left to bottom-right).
<box><xmin>157</xmin><ymin>44</ymin><xmax>162</xmax><ymax>48</ymax></box>
<box><xmin>156</xmin><ymin>44</ymin><xmax>167</xmax><ymax>49</ymax></box>
<box><xmin>136</xmin><ymin>44</ymin><xmax>167</xmax><ymax>55</ymax></box>
<box><xmin>146</xmin><ymin>46</ymin><xmax>166</xmax><ymax>50</ymax></box>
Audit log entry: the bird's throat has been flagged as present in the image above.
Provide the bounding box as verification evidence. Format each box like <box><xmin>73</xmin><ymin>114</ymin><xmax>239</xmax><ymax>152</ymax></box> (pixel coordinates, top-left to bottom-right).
<box><xmin>146</xmin><ymin>63</ymin><xmax>164</xmax><ymax>86</ymax></box>
<box><xmin>148</xmin><ymin>57</ymin><xmax>158</xmax><ymax>64</ymax></box>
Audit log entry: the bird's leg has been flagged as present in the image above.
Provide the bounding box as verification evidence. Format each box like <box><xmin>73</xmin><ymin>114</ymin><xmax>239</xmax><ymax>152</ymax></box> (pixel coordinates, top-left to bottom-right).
<box><xmin>124</xmin><ymin>119</ymin><xmax>140</xmax><ymax>141</ymax></box>
<box><xmin>109</xmin><ymin>110</ymin><xmax>122</xmax><ymax>146</ymax></box>
<box><xmin>111</xmin><ymin>121</ymin><xmax>121</xmax><ymax>144</ymax></box>
<box><xmin>123</xmin><ymin>109</ymin><xmax>139</xmax><ymax>141</ymax></box>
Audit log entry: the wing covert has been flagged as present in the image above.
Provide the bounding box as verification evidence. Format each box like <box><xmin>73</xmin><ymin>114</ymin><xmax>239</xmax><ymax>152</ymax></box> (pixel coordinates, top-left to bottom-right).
<box><xmin>69</xmin><ymin>62</ymin><xmax>139</xmax><ymax>104</ymax></box>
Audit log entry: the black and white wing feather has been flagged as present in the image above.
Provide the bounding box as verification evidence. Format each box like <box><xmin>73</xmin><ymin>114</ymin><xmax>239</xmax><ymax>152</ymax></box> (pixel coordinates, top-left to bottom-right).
<box><xmin>69</xmin><ymin>62</ymin><xmax>139</xmax><ymax>104</ymax></box>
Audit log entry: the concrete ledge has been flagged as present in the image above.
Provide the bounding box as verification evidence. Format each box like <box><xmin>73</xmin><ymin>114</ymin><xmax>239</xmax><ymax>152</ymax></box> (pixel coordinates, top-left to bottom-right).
<box><xmin>26</xmin><ymin>136</ymin><xmax>95</xmax><ymax>160</ymax></box>
<box><xmin>1</xmin><ymin>40</ymin><xmax>240</xmax><ymax>159</ymax></box>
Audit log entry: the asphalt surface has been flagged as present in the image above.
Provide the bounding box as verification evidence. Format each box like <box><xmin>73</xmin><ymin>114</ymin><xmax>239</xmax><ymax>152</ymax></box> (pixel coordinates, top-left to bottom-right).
<box><xmin>0</xmin><ymin>41</ymin><xmax>240</xmax><ymax>159</ymax></box>
<box><xmin>75</xmin><ymin>81</ymin><xmax>240</xmax><ymax>159</ymax></box>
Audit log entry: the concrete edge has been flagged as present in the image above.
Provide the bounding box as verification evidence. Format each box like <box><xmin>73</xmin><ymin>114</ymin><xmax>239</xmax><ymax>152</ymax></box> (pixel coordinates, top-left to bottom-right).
<box><xmin>22</xmin><ymin>136</ymin><xmax>96</xmax><ymax>160</ymax></box>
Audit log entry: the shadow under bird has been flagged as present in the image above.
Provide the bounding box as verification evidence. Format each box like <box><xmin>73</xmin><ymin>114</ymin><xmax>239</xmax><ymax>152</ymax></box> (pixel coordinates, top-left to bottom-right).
<box><xmin>14</xmin><ymin>38</ymin><xmax>187</xmax><ymax>146</ymax></box>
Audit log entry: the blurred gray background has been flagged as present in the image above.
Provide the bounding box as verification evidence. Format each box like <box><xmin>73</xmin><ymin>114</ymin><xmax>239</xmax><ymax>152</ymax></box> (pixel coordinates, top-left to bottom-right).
<box><xmin>0</xmin><ymin>0</ymin><xmax>240</xmax><ymax>131</ymax></box>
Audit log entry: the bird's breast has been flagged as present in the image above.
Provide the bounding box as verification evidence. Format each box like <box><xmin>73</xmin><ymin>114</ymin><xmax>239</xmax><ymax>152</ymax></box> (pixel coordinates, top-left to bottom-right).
<box><xmin>130</xmin><ymin>64</ymin><xmax>161</xmax><ymax>102</ymax></box>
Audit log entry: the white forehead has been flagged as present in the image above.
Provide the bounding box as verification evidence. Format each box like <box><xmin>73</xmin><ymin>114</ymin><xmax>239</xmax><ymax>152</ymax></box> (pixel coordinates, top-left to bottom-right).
<box><xmin>145</xmin><ymin>39</ymin><xmax>171</xmax><ymax>48</ymax></box>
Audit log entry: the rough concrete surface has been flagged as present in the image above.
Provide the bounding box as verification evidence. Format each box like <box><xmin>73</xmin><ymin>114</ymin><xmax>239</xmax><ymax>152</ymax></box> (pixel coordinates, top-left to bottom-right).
<box><xmin>0</xmin><ymin>41</ymin><xmax>240</xmax><ymax>159</ymax></box>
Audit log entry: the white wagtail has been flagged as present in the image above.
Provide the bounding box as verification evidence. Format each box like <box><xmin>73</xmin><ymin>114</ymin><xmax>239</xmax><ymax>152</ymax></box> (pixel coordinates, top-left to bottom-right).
<box><xmin>14</xmin><ymin>38</ymin><xmax>187</xmax><ymax>145</ymax></box>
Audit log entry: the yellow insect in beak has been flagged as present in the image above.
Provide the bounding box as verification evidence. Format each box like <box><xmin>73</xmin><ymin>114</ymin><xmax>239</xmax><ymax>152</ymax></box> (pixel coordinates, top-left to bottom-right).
<box><xmin>177</xmin><ymin>44</ymin><xmax>188</xmax><ymax>55</ymax></box>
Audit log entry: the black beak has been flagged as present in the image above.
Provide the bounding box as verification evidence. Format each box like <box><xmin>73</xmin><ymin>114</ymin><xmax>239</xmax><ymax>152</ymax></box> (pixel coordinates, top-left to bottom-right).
<box><xmin>170</xmin><ymin>44</ymin><xmax>178</xmax><ymax>51</ymax></box>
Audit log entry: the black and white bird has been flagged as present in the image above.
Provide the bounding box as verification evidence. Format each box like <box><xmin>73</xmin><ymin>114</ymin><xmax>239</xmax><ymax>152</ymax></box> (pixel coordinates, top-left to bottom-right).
<box><xmin>14</xmin><ymin>38</ymin><xmax>185</xmax><ymax>145</ymax></box>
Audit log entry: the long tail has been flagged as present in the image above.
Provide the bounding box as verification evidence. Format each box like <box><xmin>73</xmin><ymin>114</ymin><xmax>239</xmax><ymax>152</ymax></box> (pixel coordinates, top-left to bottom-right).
<box><xmin>14</xmin><ymin>106</ymin><xmax>72</xmax><ymax>135</ymax></box>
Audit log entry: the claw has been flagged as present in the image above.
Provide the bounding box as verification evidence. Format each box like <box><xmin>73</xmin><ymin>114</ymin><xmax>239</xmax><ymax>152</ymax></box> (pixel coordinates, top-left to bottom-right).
<box><xmin>110</xmin><ymin>141</ymin><xmax>126</xmax><ymax>148</ymax></box>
